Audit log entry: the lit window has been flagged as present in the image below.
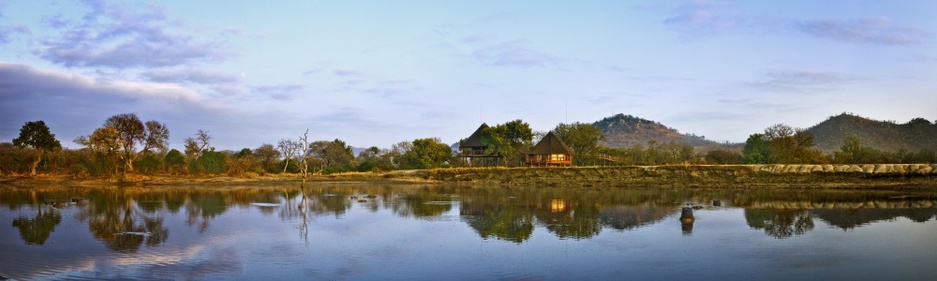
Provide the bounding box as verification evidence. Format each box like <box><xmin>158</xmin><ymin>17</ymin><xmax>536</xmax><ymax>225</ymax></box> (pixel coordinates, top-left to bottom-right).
<box><xmin>550</xmin><ymin>154</ymin><xmax>565</xmax><ymax>161</ymax></box>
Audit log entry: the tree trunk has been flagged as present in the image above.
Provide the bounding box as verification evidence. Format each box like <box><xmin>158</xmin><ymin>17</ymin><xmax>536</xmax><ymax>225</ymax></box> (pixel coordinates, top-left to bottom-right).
<box><xmin>282</xmin><ymin>159</ymin><xmax>290</xmax><ymax>173</ymax></box>
<box><xmin>29</xmin><ymin>150</ymin><xmax>41</xmax><ymax>176</ymax></box>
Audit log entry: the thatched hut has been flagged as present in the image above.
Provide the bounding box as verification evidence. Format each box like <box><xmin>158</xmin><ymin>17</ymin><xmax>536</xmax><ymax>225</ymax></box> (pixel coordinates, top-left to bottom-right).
<box><xmin>459</xmin><ymin>123</ymin><xmax>501</xmax><ymax>165</ymax></box>
<box><xmin>526</xmin><ymin>131</ymin><xmax>573</xmax><ymax>166</ymax></box>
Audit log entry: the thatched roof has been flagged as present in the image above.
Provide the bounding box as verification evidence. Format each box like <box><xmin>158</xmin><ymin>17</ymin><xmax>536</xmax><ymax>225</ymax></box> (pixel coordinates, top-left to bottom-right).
<box><xmin>459</xmin><ymin>123</ymin><xmax>489</xmax><ymax>148</ymax></box>
<box><xmin>529</xmin><ymin>131</ymin><xmax>573</xmax><ymax>155</ymax></box>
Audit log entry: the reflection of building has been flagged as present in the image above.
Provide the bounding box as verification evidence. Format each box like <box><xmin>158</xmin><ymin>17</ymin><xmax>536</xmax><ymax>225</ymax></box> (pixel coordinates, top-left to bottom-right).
<box><xmin>526</xmin><ymin>131</ymin><xmax>573</xmax><ymax>166</ymax></box>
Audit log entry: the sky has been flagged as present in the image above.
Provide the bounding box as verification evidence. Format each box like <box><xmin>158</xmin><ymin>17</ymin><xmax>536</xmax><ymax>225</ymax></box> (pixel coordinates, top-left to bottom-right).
<box><xmin>1</xmin><ymin>0</ymin><xmax>936</xmax><ymax>151</ymax></box>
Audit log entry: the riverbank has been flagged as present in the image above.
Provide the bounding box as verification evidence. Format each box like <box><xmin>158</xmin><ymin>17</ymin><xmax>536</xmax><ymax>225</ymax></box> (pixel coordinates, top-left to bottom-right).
<box><xmin>1</xmin><ymin>164</ymin><xmax>935</xmax><ymax>189</ymax></box>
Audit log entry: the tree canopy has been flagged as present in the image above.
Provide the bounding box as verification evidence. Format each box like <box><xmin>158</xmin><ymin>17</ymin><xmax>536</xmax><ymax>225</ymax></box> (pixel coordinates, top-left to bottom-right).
<box><xmin>13</xmin><ymin>120</ymin><xmax>62</xmax><ymax>175</ymax></box>
<box><xmin>553</xmin><ymin>122</ymin><xmax>605</xmax><ymax>165</ymax></box>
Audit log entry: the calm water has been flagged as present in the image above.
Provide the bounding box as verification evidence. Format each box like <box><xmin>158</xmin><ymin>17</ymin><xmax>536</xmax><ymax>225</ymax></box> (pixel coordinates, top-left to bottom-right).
<box><xmin>2</xmin><ymin>184</ymin><xmax>937</xmax><ymax>280</ymax></box>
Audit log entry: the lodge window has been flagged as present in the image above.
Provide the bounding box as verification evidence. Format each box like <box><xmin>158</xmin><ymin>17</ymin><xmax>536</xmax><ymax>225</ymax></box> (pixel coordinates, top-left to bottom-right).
<box><xmin>550</xmin><ymin>154</ymin><xmax>565</xmax><ymax>161</ymax></box>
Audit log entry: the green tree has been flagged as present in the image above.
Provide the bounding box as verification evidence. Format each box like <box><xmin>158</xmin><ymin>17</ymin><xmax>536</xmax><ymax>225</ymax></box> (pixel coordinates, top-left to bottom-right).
<box><xmin>12</xmin><ymin>120</ymin><xmax>62</xmax><ymax>176</ymax></box>
<box><xmin>356</xmin><ymin>146</ymin><xmax>389</xmax><ymax>172</ymax></box>
<box><xmin>189</xmin><ymin>149</ymin><xmax>227</xmax><ymax>174</ymax></box>
<box><xmin>553</xmin><ymin>122</ymin><xmax>605</xmax><ymax>165</ymax></box>
<box><xmin>310</xmin><ymin>139</ymin><xmax>355</xmax><ymax>173</ymax></box>
<box><xmin>482</xmin><ymin>119</ymin><xmax>533</xmax><ymax>166</ymax></box>
<box><xmin>742</xmin><ymin>134</ymin><xmax>770</xmax><ymax>164</ymax></box>
<box><xmin>403</xmin><ymin>138</ymin><xmax>452</xmax><ymax>169</ymax></box>
<box><xmin>164</xmin><ymin>149</ymin><xmax>186</xmax><ymax>174</ymax></box>
<box><xmin>834</xmin><ymin>136</ymin><xmax>878</xmax><ymax>164</ymax></box>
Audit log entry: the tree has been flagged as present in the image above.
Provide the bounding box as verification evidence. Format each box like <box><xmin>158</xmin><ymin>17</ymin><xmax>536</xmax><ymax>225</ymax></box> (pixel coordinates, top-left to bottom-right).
<box><xmin>705</xmin><ymin>149</ymin><xmax>742</xmax><ymax>164</ymax></box>
<box><xmin>75</xmin><ymin>126</ymin><xmax>124</xmax><ymax>174</ymax></box>
<box><xmin>298</xmin><ymin>130</ymin><xmax>311</xmax><ymax>185</ymax></box>
<box><xmin>356</xmin><ymin>146</ymin><xmax>387</xmax><ymax>172</ymax></box>
<box><xmin>482</xmin><ymin>119</ymin><xmax>533</xmax><ymax>166</ymax></box>
<box><xmin>100</xmin><ymin>113</ymin><xmax>169</xmax><ymax>172</ymax></box>
<box><xmin>309</xmin><ymin>139</ymin><xmax>354</xmax><ymax>173</ymax></box>
<box><xmin>742</xmin><ymin>134</ymin><xmax>770</xmax><ymax>164</ymax></box>
<box><xmin>164</xmin><ymin>149</ymin><xmax>186</xmax><ymax>174</ymax></box>
<box><xmin>277</xmin><ymin>138</ymin><xmax>302</xmax><ymax>173</ymax></box>
<box><xmin>184</xmin><ymin>129</ymin><xmax>211</xmax><ymax>160</ymax></box>
<box><xmin>764</xmin><ymin>124</ymin><xmax>822</xmax><ymax>164</ymax></box>
<box><xmin>227</xmin><ymin>148</ymin><xmax>262</xmax><ymax>175</ymax></box>
<box><xmin>254</xmin><ymin>144</ymin><xmax>280</xmax><ymax>173</ymax></box>
<box><xmin>402</xmin><ymin>138</ymin><xmax>452</xmax><ymax>169</ymax></box>
<box><xmin>553</xmin><ymin>122</ymin><xmax>605</xmax><ymax>165</ymax></box>
<box><xmin>13</xmin><ymin>120</ymin><xmax>62</xmax><ymax>176</ymax></box>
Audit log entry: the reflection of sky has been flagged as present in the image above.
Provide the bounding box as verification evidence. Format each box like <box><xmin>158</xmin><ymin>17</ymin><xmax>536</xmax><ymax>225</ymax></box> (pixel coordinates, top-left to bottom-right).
<box><xmin>3</xmin><ymin>198</ymin><xmax>937</xmax><ymax>280</ymax></box>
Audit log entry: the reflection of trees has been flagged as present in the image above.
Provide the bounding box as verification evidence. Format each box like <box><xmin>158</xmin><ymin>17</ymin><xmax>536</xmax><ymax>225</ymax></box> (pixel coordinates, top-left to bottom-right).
<box><xmin>598</xmin><ymin>205</ymin><xmax>674</xmax><ymax>231</ymax></box>
<box><xmin>461</xmin><ymin>200</ymin><xmax>533</xmax><ymax>243</ymax></box>
<box><xmin>186</xmin><ymin>193</ymin><xmax>228</xmax><ymax>233</ymax></box>
<box><xmin>394</xmin><ymin>194</ymin><xmax>452</xmax><ymax>219</ymax></box>
<box><xmin>83</xmin><ymin>198</ymin><xmax>168</xmax><ymax>253</ymax></box>
<box><xmin>811</xmin><ymin>208</ymin><xmax>937</xmax><ymax>230</ymax></box>
<box><xmin>745</xmin><ymin>209</ymin><xmax>815</xmax><ymax>238</ymax></box>
<box><xmin>12</xmin><ymin>207</ymin><xmax>62</xmax><ymax>245</ymax></box>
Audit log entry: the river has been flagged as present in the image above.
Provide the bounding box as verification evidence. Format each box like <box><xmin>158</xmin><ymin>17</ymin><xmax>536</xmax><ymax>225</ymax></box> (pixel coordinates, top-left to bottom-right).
<box><xmin>2</xmin><ymin>184</ymin><xmax>937</xmax><ymax>280</ymax></box>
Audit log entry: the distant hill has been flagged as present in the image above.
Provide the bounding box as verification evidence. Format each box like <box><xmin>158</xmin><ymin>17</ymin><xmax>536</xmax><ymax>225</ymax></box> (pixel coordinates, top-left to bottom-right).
<box><xmin>805</xmin><ymin>113</ymin><xmax>937</xmax><ymax>153</ymax></box>
<box><xmin>592</xmin><ymin>114</ymin><xmax>735</xmax><ymax>150</ymax></box>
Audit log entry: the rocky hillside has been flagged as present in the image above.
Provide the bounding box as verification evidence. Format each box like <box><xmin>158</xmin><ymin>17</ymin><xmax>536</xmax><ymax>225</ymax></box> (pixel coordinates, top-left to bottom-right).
<box><xmin>592</xmin><ymin>114</ymin><xmax>734</xmax><ymax>150</ymax></box>
<box><xmin>805</xmin><ymin>113</ymin><xmax>937</xmax><ymax>153</ymax></box>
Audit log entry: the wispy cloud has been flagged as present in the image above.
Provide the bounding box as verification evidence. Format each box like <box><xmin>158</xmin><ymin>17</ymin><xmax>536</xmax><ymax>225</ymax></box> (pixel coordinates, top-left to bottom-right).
<box><xmin>471</xmin><ymin>39</ymin><xmax>560</xmax><ymax>68</ymax></box>
<box><xmin>749</xmin><ymin>70</ymin><xmax>857</xmax><ymax>93</ymax></box>
<box><xmin>248</xmin><ymin>84</ymin><xmax>305</xmax><ymax>101</ymax></box>
<box><xmin>0</xmin><ymin>24</ymin><xmax>29</xmax><ymax>44</ymax></box>
<box><xmin>38</xmin><ymin>1</ymin><xmax>230</xmax><ymax>68</ymax></box>
<box><xmin>661</xmin><ymin>1</ymin><xmax>931</xmax><ymax>46</ymax></box>
<box><xmin>143</xmin><ymin>68</ymin><xmax>242</xmax><ymax>85</ymax></box>
<box><xmin>664</xmin><ymin>0</ymin><xmax>740</xmax><ymax>37</ymax></box>
<box><xmin>795</xmin><ymin>17</ymin><xmax>932</xmax><ymax>45</ymax></box>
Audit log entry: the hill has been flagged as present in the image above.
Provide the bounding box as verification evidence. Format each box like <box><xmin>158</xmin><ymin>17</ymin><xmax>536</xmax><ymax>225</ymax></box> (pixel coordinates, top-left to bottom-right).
<box><xmin>805</xmin><ymin>113</ymin><xmax>937</xmax><ymax>153</ymax></box>
<box><xmin>592</xmin><ymin>114</ymin><xmax>735</xmax><ymax>150</ymax></box>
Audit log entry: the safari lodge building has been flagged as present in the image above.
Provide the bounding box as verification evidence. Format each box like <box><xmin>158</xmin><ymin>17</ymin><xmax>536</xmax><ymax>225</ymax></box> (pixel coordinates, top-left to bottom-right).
<box><xmin>459</xmin><ymin>124</ymin><xmax>574</xmax><ymax>167</ymax></box>
<box><xmin>525</xmin><ymin>131</ymin><xmax>573</xmax><ymax>166</ymax></box>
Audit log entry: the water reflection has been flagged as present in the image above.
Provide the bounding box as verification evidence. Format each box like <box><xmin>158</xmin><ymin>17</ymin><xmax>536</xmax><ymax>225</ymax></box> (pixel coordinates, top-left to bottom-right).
<box><xmin>11</xmin><ymin>206</ymin><xmax>61</xmax><ymax>245</ymax></box>
<box><xmin>2</xmin><ymin>186</ymin><xmax>937</xmax><ymax>250</ymax></box>
<box><xmin>745</xmin><ymin>209</ymin><xmax>815</xmax><ymax>238</ymax></box>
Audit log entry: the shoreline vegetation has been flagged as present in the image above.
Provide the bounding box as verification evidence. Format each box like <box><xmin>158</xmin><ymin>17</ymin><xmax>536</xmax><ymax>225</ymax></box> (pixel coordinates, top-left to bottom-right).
<box><xmin>2</xmin><ymin>164</ymin><xmax>935</xmax><ymax>189</ymax></box>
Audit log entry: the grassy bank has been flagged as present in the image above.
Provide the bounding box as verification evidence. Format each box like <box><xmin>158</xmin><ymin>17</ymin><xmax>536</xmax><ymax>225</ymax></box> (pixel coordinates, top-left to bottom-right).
<box><xmin>2</xmin><ymin>164</ymin><xmax>935</xmax><ymax>189</ymax></box>
<box><xmin>407</xmin><ymin>164</ymin><xmax>937</xmax><ymax>188</ymax></box>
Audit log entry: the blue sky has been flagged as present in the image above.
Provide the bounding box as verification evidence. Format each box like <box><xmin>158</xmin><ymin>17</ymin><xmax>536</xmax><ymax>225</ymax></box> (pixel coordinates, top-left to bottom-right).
<box><xmin>1</xmin><ymin>0</ymin><xmax>935</xmax><ymax>150</ymax></box>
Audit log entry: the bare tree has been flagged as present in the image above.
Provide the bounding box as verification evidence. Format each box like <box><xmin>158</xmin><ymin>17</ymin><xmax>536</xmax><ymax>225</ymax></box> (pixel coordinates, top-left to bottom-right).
<box><xmin>277</xmin><ymin>138</ymin><xmax>302</xmax><ymax>173</ymax></box>
<box><xmin>298</xmin><ymin>129</ymin><xmax>311</xmax><ymax>186</ymax></box>
<box><xmin>184</xmin><ymin>129</ymin><xmax>212</xmax><ymax>160</ymax></box>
